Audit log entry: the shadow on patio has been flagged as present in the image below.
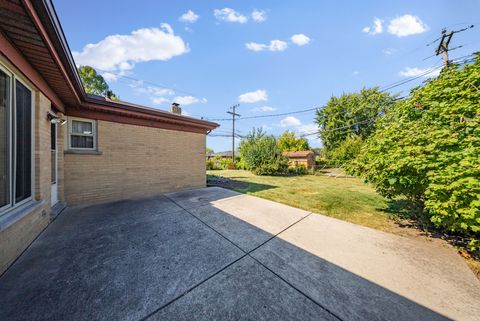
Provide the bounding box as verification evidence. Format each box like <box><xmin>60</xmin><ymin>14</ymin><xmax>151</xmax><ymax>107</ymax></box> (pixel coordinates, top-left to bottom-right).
<box><xmin>1</xmin><ymin>187</ymin><xmax>478</xmax><ymax>321</ymax></box>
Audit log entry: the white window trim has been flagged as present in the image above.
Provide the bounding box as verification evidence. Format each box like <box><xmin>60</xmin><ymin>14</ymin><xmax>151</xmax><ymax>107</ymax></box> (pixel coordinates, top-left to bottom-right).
<box><xmin>67</xmin><ymin>117</ymin><xmax>96</xmax><ymax>150</ymax></box>
<box><xmin>0</xmin><ymin>62</ymin><xmax>36</xmax><ymax>216</ymax></box>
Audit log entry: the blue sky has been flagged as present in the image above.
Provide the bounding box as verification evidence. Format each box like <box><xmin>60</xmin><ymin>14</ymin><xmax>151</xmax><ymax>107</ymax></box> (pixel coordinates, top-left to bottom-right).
<box><xmin>54</xmin><ymin>0</ymin><xmax>479</xmax><ymax>152</ymax></box>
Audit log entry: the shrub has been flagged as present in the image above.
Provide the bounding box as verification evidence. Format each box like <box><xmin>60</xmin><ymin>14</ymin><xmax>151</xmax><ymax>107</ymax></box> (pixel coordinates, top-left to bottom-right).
<box><xmin>239</xmin><ymin>128</ymin><xmax>289</xmax><ymax>175</ymax></box>
<box><xmin>288</xmin><ymin>164</ymin><xmax>308</xmax><ymax>175</ymax></box>
<box><xmin>353</xmin><ymin>54</ymin><xmax>480</xmax><ymax>249</ymax></box>
<box><xmin>327</xmin><ymin>135</ymin><xmax>364</xmax><ymax>168</ymax></box>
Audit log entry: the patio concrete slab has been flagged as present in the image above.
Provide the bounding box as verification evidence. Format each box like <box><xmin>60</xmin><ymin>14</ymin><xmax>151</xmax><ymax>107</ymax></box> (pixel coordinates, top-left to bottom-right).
<box><xmin>0</xmin><ymin>195</ymin><xmax>244</xmax><ymax>321</ymax></box>
<box><xmin>1</xmin><ymin>187</ymin><xmax>479</xmax><ymax>321</ymax></box>
<box><xmin>252</xmin><ymin>213</ymin><xmax>480</xmax><ymax>321</ymax></box>
<box><xmin>181</xmin><ymin>191</ymin><xmax>310</xmax><ymax>252</ymax></box>
<box><xmin>165</xmin><ymin>186</ymin><xmax>241</xmax><ymax>209</ymax></box>
<box><xmin>146</xmin><ymin>256</ymin><xmax>337</xmax><ymax>321</ymax></box>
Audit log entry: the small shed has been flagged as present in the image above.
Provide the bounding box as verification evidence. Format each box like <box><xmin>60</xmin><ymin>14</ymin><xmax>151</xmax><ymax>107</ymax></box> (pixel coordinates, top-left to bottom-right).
<box><xmin>283</xmin><ymin>151</ymin><xmax>316</xmax><ymax>168</ymax></box>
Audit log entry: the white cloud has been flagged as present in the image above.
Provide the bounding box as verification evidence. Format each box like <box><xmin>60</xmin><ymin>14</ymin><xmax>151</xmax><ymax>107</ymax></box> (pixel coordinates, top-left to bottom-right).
<box><xmin>280</xmin><ymin>116</ymin><xmax>301</xmax><ymax>127</ymax></box>
<box><xmin>251</xmin><ymin>10</ymin><xmax>267</xmax><ymax>22</ymax></box>
<box><xmin>129</xmin><ymin>81</ymin><xmax>176</xmax><ymax>105</ymax></box>
<box><xmin>246</xmin><ymin>40</ymin><xmax>288</xmax><ymax>52</ymax></box>
<box><xmin>353</xmin><ymin>71</ymin><xmax>360</xmax><ymax>76</ymax></box>
<box><xmin>239</xmin><ymin>89</ymin><xmax>268</xmax><ymax>103</ymax></box>
<box><xmin>399</xmin><ymin>67</ymin><xmax>440</xmax><ymax>78</ymax></box>
<box><xmin>179</xmin><ymin>10</ymin><xmax>199</xmax><ymax>23</ymax></box>
<box><xmin>382</xmin><ymin>48</ymin><xmax>396</xmax><ymax>55</ymax></box>
<box><xmin>251</xmin><ymin>105</ymin><xmax>276</xmax><ymax>112</ymax></box>
<box><xmin>362</xmin><ymin>17</ymin><xmax>384</xmax><ymax>35</ymax></box>
<box><xmin>295</xmin><ymin>123</ymin><xmax>321</xmax><ymax>146</ymax></box>
<box><xmin>173</xmin><ymin>96</ymin><xmax>207</xmax><ymax>105</ymax></box>
<box><xmin>73</xmin><ymin>24</ymin><xmax>189</xmax><ymax>78</ymax></box>
<box><xmin>296</xmin><ymin>123</ymin><xmax>317</xmax><ymax>134</ymax></box>
<box><xmin>214</xmin><ymin>8</ymin><xmax>248</xmax><ymax>23</ymax></box>
<box><xmin>387</xmin><ymin>15</ymin><xmax>428</xmax><ymax>37</ymax></box>
<box><xmin>152</xmin><ymin>97</ymin><xmax>170</xmax><ymax>105</ymax></box>
<box><xmin>290</xmin><ymin>34</ymin><xmax>311</xmax><ymax>46</ymax></box>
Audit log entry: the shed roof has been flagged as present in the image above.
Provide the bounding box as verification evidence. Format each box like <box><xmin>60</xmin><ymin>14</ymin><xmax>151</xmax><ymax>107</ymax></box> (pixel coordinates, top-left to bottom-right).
<box><xmin>282</xmin><ymin>151</ymin><xmax>315</xmax><ymax>158</ymax></box>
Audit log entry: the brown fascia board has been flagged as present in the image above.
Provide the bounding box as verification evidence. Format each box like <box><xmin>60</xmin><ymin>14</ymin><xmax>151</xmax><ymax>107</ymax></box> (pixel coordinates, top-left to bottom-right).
<box><xmin>28</xmin><ymin>0</ymin><xmax>219</xmax><ymax>132</ymax></box>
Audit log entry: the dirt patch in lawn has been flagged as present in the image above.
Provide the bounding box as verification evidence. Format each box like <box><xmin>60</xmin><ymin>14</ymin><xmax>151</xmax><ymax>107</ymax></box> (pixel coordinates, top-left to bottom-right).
<box><xmin>207</xmin><ymin>175</ymin><xmax>250</xmax><ymax>190</ymax></box>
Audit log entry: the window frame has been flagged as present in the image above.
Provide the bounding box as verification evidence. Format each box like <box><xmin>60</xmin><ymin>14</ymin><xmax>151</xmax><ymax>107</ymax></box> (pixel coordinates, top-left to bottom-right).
<box><xmin>0</xmin><ymin>62</ymin><xmax>35</xmax><ymax>216</ymax></box>
<box><xmin>67</xmin><ymin>117</ymin><xmax>96</xmax><ymax>150</ymax></box>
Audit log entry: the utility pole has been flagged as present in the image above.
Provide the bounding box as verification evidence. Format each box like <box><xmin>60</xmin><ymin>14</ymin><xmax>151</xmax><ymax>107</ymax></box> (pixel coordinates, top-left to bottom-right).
<box><xmin>436</xmin><ymin>29</ymin><xmax>453</xmax><ymax>66</ymax></box>
<box><xmin>227</xmin><ymin>104</ymin><xmax>240</xmax><ymax>163</ymax></box>
<box><xmin>431</xmin><ymin>25</ymin><xmax>474</xmax><ymax>66</ymax></box>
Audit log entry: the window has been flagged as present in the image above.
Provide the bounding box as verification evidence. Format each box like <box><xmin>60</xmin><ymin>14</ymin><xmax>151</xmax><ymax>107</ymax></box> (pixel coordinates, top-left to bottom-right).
<box><xmin>0</xmin><ymin>64</ymin><xmax>34</xmax><ymax>215</ymax></box>
<box><xmin>68</xmin><ymin>118</ymin><xmax>96</xmax><ymax>149</ymax></box>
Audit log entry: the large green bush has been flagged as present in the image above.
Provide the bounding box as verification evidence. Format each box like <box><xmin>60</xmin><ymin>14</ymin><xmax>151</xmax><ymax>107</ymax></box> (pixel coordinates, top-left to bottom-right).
<box><xmin>239</xmin><ymin>128</ymin><xmax>288</xmax><ymax>175</ymax></box>
<box><xmin>354</xmin><ymin>54</ymin><xmax>480</xmax><ymax>248</ymax></box>
<box><xmin>328</xmin><ymin>135</ymin><xmax>364</xmax><ymax>167</ymax></box>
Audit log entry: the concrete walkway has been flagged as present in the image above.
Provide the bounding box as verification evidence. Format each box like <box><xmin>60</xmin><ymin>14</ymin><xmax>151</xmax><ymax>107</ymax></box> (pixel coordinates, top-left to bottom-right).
<box><xmin>1</xmin><ymin>187</ymin><xmax>479</xmax><ymax>321</ymax></box>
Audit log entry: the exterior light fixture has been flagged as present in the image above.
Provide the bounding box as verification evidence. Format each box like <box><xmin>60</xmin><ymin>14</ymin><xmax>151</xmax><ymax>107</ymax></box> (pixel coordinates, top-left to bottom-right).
<box><xmin>47</xmin><ymin>111</ymin><xmax>67</xmax><ymax>125</ymax></box>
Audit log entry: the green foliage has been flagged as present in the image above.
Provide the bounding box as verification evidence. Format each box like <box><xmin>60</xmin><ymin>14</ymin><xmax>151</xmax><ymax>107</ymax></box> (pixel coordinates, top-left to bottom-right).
<box><xmin>78</xmin><ymin>66</ymin><xmax>119</xmax><ymax>100</ymax></box>
<box><xmin>206</xmin><ymin>156</ymin><xmax>235</xmax><ymax>170</ymax></box>
<box><xmin>288</xmin><ymin>163</ymin><xmax>308</xmax><ymax>175</ymax></box>
<box><xmin>206</xmin><ymin>147</ymin><xmax>214</xmax><ymax>153</ymax></box>
<box><xmin>354</xmin><ymin>54</ymin><xmax>480</xmax><ymax>247</ymax></box>
<box><xmin>277</xmin><ymin>130</ymin><xmax>310</xmax><ymax>152</ymax></box>
<box><xmin>316</xmin><ymin>87</ymin><xmax>396</xmax><ymax>151</ymax></box>
<box><xmin>328</xmin><ymin>135</ymin><xmax>364</xmax><ymax>167</ymax></box>
<box><xmin>206</xmin><ymin>159</ymin><xmax>221</xmax><ymax>170</ymax></box>
<box><xmin>239</xmin><ymin>128</ymin><xmax>289</xmax><ymax>175</ymax></box>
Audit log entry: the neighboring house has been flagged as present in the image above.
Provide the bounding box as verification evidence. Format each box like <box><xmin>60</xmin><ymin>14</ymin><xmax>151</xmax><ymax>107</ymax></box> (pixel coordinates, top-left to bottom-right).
<box><xmin>206</xmin><ymin>151</ymin><xmax>239</xmax><ymax>159</ymax></box>
<box><xmin>0</xmin><ymin>0</ymin><xmax>218</xmax><ymax>274</ymax></box>
<box><xmin>283</xmin><ymin>151</ymin><xmax>316</xmax><ymax>168</ymax></box>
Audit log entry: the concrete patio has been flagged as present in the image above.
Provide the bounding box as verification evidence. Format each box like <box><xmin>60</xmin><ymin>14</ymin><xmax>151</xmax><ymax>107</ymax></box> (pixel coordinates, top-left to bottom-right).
<box><xmin>1</xmin><ymin>187</ymin><xmax>479</xmax><ymax>321</ymax></box>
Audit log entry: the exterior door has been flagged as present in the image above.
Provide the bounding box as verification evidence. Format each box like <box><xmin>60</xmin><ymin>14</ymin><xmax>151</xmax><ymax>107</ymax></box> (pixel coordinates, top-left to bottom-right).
<box><xmin>51</xmin><ymin>122</ymin><xmax>58</xmax><ymax>205</ymax></box>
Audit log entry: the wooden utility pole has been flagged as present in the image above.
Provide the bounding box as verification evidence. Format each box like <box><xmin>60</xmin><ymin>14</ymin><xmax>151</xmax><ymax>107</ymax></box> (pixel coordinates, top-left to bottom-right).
<box><xmin>227</xmin><ymin>104</ymin><xmax>240</xmax><ymax>163</ymax></box>
<box><xmin>436</xmin><ymin>29</ymin><xmax>453</xmax><ymax>66</ymax></box>
<box><xmin>432</xmin><ymin>25</ymin><xmax>474</xmax><ymax>66</ymax></box>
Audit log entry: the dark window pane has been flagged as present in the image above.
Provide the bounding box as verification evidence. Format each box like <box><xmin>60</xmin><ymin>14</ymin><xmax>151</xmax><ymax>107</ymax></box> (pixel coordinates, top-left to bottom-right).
<box><xmin>15</xmin><ymin>81</ymin><xmax>31</xmax><ymax>203</ymax></box>
<box><xmin>51</xmin><ymin>123</ymin><xmax>56</xmax><ymax>184</ymax></box>
<box><xmin>71</xmin><ymin>135</ymin><xmax>94</xmax><ymax>148</ymax></box>
<box><xmin>72</xmin><ymin>120</ymin><xmax>92</xmax><ymax>134</ymax></box>
<box><xmin>51</xmin><ymin>123</ymin><xmax>56</xmax><ymax>150</ymax></box>
<box><xmin>0</xmin><ymin>70</ymin><xmax>9</xmax><ymax>207</ymax></box>
<box><xmin>51</xmin><ymin>150</ymin><xmax>56</xmax><ymax>184</ymax></box>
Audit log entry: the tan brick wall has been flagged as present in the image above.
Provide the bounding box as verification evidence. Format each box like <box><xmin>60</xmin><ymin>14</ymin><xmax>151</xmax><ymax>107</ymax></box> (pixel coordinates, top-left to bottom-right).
<box><xmin>64</xmin><ymin>119</ymin><xmax>206</xmax><ymax>205</ymax></box>
<box><xmin>0</xmin><ymin>204</ymin><xmax>49</xmax><ymax>273</ymax></box>
<box><xmin>0</xmin><ymin>56</ymin><xmax>55</xmax><ymax>275</ymax></box>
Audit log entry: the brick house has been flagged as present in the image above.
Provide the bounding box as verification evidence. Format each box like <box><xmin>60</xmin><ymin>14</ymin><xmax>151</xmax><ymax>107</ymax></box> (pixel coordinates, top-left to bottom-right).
<box><xmin>0</xmin><ymin>0</ymin><xmax>218</xmax><ymax>274</ymax></box>
<box><xmin>283</xmin><ymin>151</ymin><xmax>316</xmax><ymax>168</ymax></box>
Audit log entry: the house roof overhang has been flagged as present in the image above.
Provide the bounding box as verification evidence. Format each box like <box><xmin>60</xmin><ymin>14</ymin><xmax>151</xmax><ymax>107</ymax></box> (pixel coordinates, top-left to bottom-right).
<box><xmin>0</xmin><ymin>0</ymin><xmax>219</xmax><ymax>133</ymax></box>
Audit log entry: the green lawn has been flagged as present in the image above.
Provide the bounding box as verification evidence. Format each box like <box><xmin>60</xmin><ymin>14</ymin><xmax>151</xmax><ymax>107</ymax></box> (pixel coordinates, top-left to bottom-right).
<box><xmin>207</xmin><ymin>170</ymin><xmax>405</xmax><ymax>235</ymax></box>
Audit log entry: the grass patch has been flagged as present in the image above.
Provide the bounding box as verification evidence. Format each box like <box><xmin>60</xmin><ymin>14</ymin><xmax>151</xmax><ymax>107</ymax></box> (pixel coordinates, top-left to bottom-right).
<box><xmin>208</xmin><ymin>170</ymin><xmax>402</xmax><ymax>235</ymax></box>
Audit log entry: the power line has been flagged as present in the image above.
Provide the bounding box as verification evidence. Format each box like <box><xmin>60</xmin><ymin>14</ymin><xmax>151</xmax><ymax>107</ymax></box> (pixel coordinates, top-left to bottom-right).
<box><xmin>93</xmin><ymin>68</ymin><xmax>201</xmax><ymax>98</ymax></box>
<box><xmin>206</xmin><ymin>107</ymin><xmax>319</xmax><ymax>122</ymax></box>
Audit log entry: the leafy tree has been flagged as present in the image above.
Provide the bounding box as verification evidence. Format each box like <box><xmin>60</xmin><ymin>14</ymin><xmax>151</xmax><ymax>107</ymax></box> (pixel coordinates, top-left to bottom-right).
<box><xmin>315</xmin><ymin>87</ymin><xmax>396</xmax><ymax>150</ymax></box>
<box><xmin>277</xmin><ymin>130</ymin><xmax>310</xmax><ymax>152</ymax></box>
<box><xmin>353</xmin><ymin>54</ymin><xmax>480</xmax><ymax>248</ymax></box>
<box><xmin>206</xmin><ymin>147</ymin><xmax>214</xmax><ymax>153</ymax></box>
<box><xmin>78</xmin><ymin>66</ymin><xmax>119</xmax><ymax>100</ymax></box>
<box><xmin>328</xmin><ymin>135</ymin><xmax>364</xmax><ymax>167</ymax></box>
<box><xmin>239</xmin><ymin>128</ymin><xmax>288</xmax><ymax>175</ymax></box>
